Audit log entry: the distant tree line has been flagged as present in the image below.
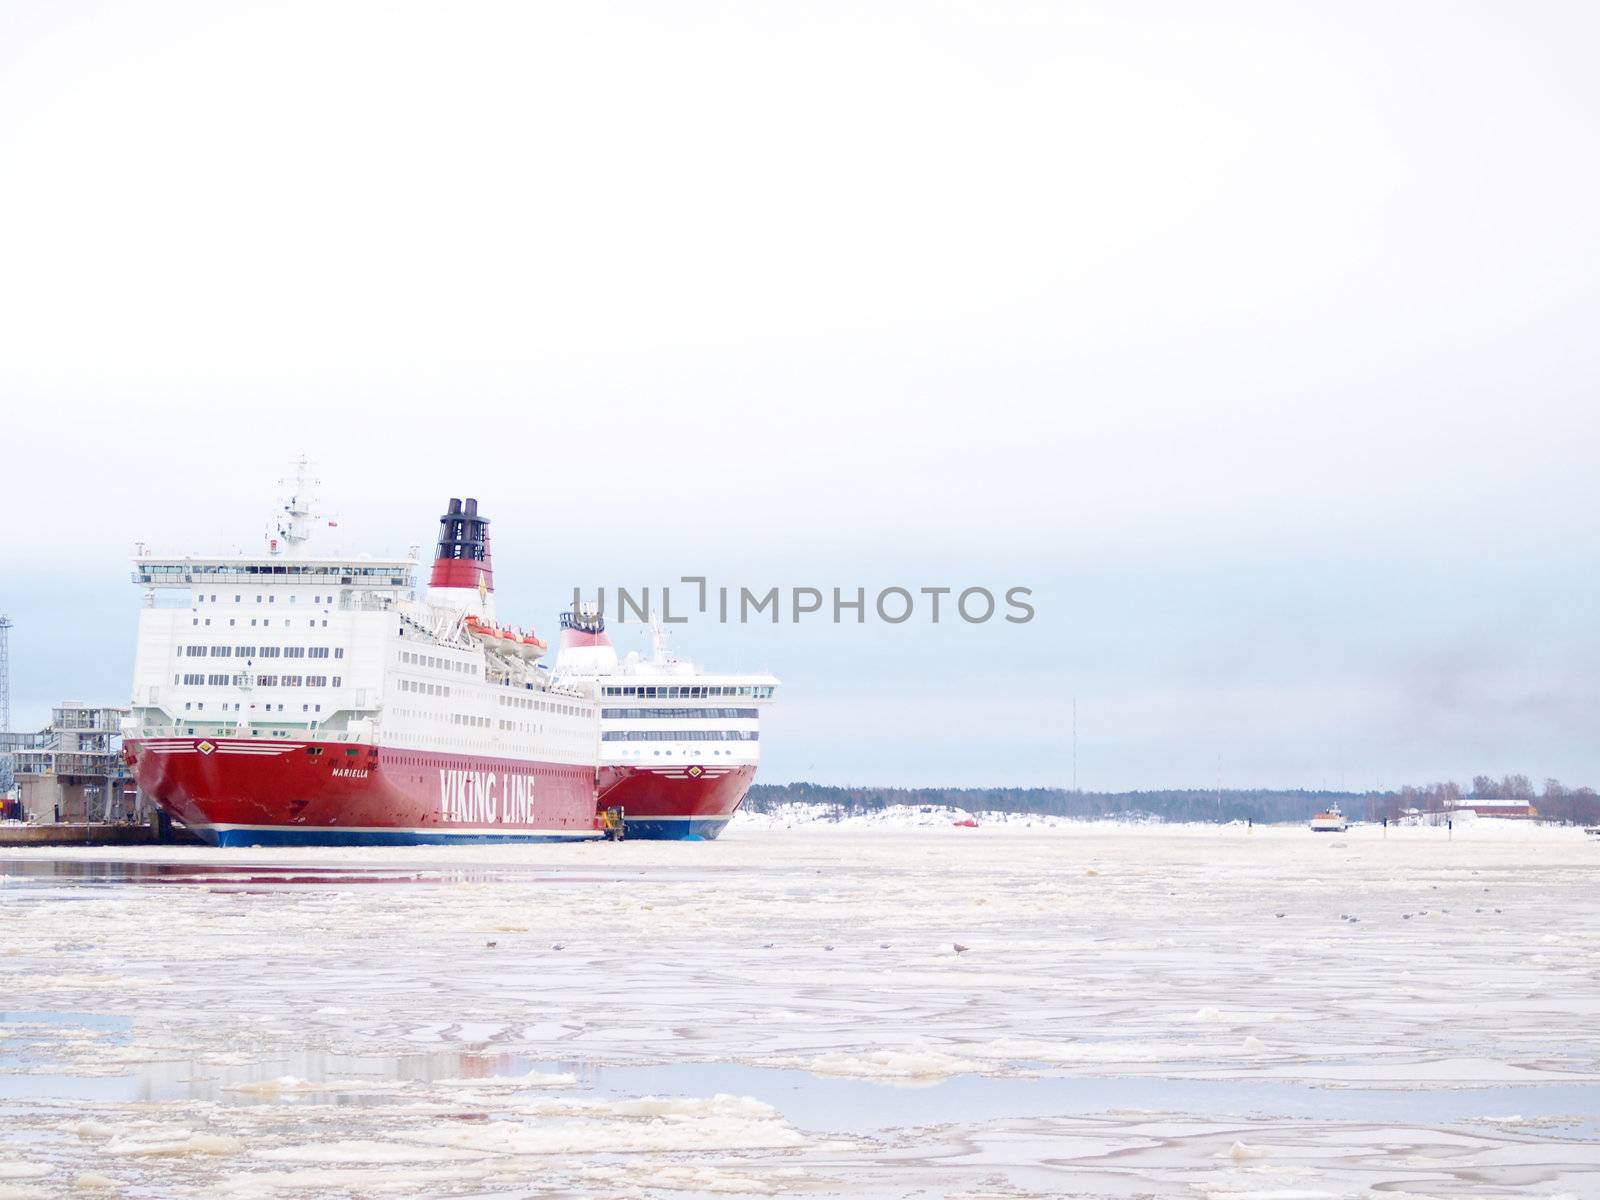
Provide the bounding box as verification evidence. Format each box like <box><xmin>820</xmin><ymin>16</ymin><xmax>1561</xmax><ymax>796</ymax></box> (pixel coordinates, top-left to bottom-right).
<box><xmin>747</xmin><ymin>775</ymin><xmax>1600</xmax><ymax>826</ymax></box>
<box><xmin>1371</xmin><ymin>774</ymin><xmax>1599</xmax><ymax>824</ymax></box>
<box><xmin>746</xmin><ymin>782</ymin><xmax>1355</xmax><ymax>824</ymax></box>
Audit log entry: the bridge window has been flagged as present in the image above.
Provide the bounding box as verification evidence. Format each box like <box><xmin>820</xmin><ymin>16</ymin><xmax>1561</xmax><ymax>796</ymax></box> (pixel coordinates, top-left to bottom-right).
<box><xmin>602</xmin><ymin>708</ymin><xmax>758</xmax><ymax>720</ymax></box>
<box><xmin>601</xmin><ymin>730</ymin><xmax>759</xmax><ymax>742</ymax></box>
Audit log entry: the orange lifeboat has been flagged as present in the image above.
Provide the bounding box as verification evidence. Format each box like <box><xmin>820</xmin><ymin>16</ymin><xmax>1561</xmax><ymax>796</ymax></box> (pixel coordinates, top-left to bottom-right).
<box><xmin>506</xmin><ymin>629</ymin><xmax>545</xmax><ymax>660</ymax></box>
<box><xmin>464</xmin><ymin>616</ymin><xmax>545</xmax><ymax>660</ymax></box>
<box><xmin>464</xmin><ymin>615</ymin><xmax>505</xmax><ymax>652</ymax></box>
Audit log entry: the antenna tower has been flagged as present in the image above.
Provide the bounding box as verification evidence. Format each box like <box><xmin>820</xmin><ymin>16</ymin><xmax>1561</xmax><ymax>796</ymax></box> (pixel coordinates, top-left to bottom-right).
<box><xmin>0</xmin><ymin>615</ymin><xmax>12</xmax><ymax>794</ymax></box>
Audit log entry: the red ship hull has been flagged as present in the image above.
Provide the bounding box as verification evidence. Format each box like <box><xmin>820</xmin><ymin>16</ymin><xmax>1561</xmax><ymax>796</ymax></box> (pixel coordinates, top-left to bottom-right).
<box><xmin>596</xmin><ymin>763</ymin><xmax>756</xmax><ymax>840</ymax></box>
<box><xmin>125</xmin><ymin>736</ymin><xmax>601</xmax><ymax>846</ymax></box>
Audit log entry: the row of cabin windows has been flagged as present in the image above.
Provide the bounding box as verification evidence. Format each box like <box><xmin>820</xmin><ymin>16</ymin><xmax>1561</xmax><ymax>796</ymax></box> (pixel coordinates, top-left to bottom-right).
<box><xmin>500</xmin><ymin>694</ymin><xmax>585</xmax><ymax>717</ymax></box>
<box><xmin>182</xmin><ymin>645</ymin><xmax>341</xmax><ymax>659</ymax></box>
<box><xmin>388</xmin><ymin>714</ymin><xmax>590</xmax><ymax>750</ymax></box>
<box><xmin>385</xmin><ymin>717</ymin><xmax>589</xmax><ymax>755</ymax></box>
<box><xmin>619</xmin><ymin>748</ymin><xmax>743</xmax><ymax>758</ymax></box>
<box><xmin>601</xmin><ymin>707</ymin><xmax>758</xmax><ymax>720</ymax></box>
<box><xmin>399</xmin><ymin>679</ymin><xmax>450</xmax><ymax>698</ymax></box>
<box><xmin>497</xmin><ymin>719</ymin><xmax>560</xmax><ymax>733</ymax></box>
<box><xmin>176</xmin><ymin>674</ymin><xmax>341</xmax><ymax>687</ymax></box>
<box><xmin>184</xmin><ymin>702</ymin><xmax>323</xmax><ymax>713</ymax></box>
<box><xmin>193</xmin><ymin>617</ymin><xmax>330</xmax><ymax>628</ymax></box>
<box><xmin>602</xmin><ymin>684</ymin><xmax>774</xmax><ymax>699</ymax></box>
<box><xmin>399</xmin><ymin>650</ymin><xmax>478</xmax><ymax>676</ymax></box>
<box><xmin>197</xmin><ymin>593</ymin><xmax>337</xmax><ymax>605</ymax></box>
<box><xmin>140</xmin><ymin>562</ymin><xmax>403</xmax><ymax>581</ymax></box>
<box><xmin>601</xmin><ymin>730</ymin><xmax>760</xmax><ymax>742</ymax></box>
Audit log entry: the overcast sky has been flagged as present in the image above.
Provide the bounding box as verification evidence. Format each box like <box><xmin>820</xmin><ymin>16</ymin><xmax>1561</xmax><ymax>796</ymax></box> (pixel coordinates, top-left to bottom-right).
<box><xmin>2</xmin><ymin>2</ymin><xmax>1596</xmax><ymax>791</ymax></box>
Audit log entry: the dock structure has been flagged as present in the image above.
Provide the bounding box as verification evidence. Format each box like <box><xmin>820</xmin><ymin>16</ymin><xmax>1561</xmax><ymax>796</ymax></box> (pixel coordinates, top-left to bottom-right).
<box><xmin>2</xmin><ymin>702</ymin><xmax>137</xmax><ymax>826</ymax></box>
<box><xmin>0</xmin><ymin>821</ymin><xmax>159</xmax><ymax>847</ymax></box>
<box><xmin>0</xmin><ymin>615</ymin><xmax>11</xmax><ymax>797</ymax></box>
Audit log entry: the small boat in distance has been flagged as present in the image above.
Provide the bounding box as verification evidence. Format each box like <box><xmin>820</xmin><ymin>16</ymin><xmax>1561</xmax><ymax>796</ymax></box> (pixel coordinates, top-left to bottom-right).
<box><xmin>1310</xmin><ymin>803</ymin><xmax>1348</xmax><ymax>833</ymax></box>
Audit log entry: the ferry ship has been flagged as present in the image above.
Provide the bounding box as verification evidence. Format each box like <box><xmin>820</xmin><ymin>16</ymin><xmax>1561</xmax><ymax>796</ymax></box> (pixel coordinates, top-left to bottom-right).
<box><xmin>122</xmin><ymin>465</ymin><xmax>777</xmax><ymax>845</ymax></box>
<box><xmin>553</xmin><ymin>606</ymin><xmax>775</xmax><ymax>840</ymax></box>
<box><xmin>1309</xmin><ymin>803</ymin><xmax>1348</xmax><ymax>833</ymax></box>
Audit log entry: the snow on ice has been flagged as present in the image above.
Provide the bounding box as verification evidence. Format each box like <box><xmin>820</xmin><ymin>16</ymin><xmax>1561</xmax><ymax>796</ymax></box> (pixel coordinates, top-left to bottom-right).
<box><xmin>1</xmin><ymin>820</ymin><xmax>1598</xmax><ymax>1196</ymax></box>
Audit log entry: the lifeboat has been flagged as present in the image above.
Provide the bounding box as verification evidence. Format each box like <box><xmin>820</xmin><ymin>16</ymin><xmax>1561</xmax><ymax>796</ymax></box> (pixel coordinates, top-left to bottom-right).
<box><xmin>514</xmin><ymin>631</ymin><xmax>548</xmax><ymax>660</ymax></box>
<box><xmin>463</xmin><ymin>616</ymin><xmax>546</xmax><ymax>661</ymax></box>
<box><xmin>464</xmin><ymin>615</ymin><xmax>509</xmax><ymax>655</ymax></box>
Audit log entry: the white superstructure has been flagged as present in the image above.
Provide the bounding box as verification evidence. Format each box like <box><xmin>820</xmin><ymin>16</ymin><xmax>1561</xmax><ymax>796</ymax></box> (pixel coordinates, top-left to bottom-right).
<box><xmin>125</xmin><ymin>466</ymin><xmax>596</xmax><ymax>767</ymax></box>
<box><xmin>554</xmin><ymin>610</ymin><xmax>776</xmax><ymax>776</ymax></box>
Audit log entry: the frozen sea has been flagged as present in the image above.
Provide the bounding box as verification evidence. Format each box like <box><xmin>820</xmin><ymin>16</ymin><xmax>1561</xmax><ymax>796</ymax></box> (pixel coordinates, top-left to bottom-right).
<box><xmin>2</xmin><ymin>817</ymin><xmax>1598</xmax><ymax>1198</ymax></box>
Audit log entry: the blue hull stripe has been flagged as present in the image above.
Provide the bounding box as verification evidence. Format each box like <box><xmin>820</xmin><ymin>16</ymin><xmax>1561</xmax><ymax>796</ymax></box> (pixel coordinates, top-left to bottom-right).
<box><xmin>200</xmin><ymin>827</ymin><xmax>599</xmax><ymax>848</ymax></box>
<box><xmin>623</xmin><ymin>817</ymin><xmax>732</xmax><ymax>841</ymax></box>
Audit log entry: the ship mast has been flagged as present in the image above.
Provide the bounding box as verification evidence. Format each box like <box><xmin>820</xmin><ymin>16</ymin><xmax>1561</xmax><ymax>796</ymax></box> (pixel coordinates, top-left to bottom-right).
<box><xmin>269</xmin><ymin>456</ymin><xmax>321</xmax><ymax>558</ymax></box>
<box><xmin>647</xmin><ymin>611</ymin><xmax>681</xmax><ymax>666</ymax></box>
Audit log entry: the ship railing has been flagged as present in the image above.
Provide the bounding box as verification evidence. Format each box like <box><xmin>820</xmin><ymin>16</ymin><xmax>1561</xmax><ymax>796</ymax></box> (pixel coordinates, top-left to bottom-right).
<box><xmin>132</xmin><ymin>721</ymin><xmax>372</xmax><ymax>744</ymax></box>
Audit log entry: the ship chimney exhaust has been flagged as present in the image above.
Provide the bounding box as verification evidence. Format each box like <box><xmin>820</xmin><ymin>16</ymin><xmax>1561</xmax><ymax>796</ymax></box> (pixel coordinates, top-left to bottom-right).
<box><xmin>427</xmin><ymin>495</ymin><xmax>495</xmax><ymax>619</ymax></box>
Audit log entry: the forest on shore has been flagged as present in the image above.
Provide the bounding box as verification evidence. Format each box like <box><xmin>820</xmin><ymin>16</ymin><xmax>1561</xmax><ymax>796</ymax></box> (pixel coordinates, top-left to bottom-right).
<box><xmin>746</xmin><ymin>774</ymin><xmax>1600</xmax><ymax>826</ymax></box>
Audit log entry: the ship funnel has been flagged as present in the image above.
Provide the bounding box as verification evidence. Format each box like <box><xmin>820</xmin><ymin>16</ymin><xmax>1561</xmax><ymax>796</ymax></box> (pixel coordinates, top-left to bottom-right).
<box><xmin>554</xmin><ymin>602</ymin><xmax>617</xmax><ymax>675</ymax></box>
<box><xmin>427</xmin><ymin>496</ymin><xmax>495</xmax><ymax>620</ymax></box>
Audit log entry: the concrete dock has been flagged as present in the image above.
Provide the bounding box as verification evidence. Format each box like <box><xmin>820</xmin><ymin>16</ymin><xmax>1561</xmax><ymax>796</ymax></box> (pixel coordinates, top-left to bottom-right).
<box><xmin>0</xmin><ymin>822</ymin><xmax>163</xmax><ymax>847</ymax></box>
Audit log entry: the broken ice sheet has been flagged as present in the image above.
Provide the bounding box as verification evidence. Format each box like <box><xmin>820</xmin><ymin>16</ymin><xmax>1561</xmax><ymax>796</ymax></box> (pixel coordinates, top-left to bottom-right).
<box><xmin>2</xmin><ymin>824</ymin><xmax>1599</xmax><ymax>1196</ymax></box>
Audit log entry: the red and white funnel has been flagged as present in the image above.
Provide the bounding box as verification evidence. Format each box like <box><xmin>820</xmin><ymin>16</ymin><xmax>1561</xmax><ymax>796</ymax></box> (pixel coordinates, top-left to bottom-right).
<box><xmin>428</xmin><ymin>497</ymin><xmax>495</xmax><ymax>621</ymax></box>
<box><xmin>555</xmin><ymin>603</ymin><xmax>618</xmax><ymax>674</ymax></box>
